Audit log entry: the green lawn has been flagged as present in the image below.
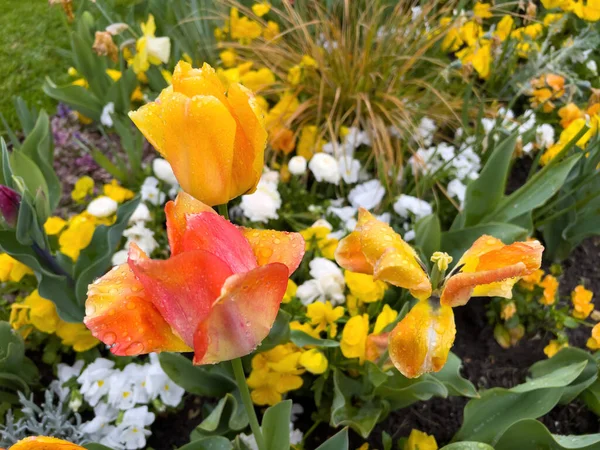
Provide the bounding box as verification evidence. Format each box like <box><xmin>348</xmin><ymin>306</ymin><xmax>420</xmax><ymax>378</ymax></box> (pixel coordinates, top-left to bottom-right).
<box><xmin>0</xmin><ymin>0</ymin><xmax>71</xmax><ymax>131</ymax></box>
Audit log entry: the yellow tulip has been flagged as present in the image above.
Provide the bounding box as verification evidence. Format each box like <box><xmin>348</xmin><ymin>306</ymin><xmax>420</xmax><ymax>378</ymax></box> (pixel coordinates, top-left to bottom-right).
<box><xmin>129</xmin><ymin>61</ymin><xmax>267</xmax><ymax>206</ymax></box>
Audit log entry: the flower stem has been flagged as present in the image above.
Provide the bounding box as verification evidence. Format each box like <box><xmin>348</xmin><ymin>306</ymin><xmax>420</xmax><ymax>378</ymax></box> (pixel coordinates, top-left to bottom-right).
<box><xmin>232</xmin><ymin>358</ymin><xmax>266</xmax><ymax>450</ymax></box>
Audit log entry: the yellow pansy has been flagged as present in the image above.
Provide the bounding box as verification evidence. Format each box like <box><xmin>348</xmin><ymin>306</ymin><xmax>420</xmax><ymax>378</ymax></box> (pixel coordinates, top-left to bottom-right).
<box><xmin>56</xmin><ymin>322</ymin><xmax>100</xmax><ymax>352</ymax></box>
<box><xmin>587</xmin><ymin>323</ymin><xmax>600</xmax><ymax>350</ymax></box>
<box><xmin>283</xmin><ymin>279</ymin><xmax>298</xmax><ymax>303</ymax></box>
<box><xmin>219</xmin><ymin>49</ymin><xmax>237</xmax><ymax>68</ymax></box>
<box><xmin>44</xmin><ymin>216</ymin><xmax>67</xmax><ymax>235</ymax></box>
<box><xmin>252</xmin><ymin>1</ymin><xmax>271</xmax><ymax>17</ymax></box>
<box><xmin>71</xmin><ymin>176</ymin><xmax>94</xmax><ymax>202</ymax></box>
<box><xmin>297</xmin><ymin>125</ymin><xmax>325</xmax><ymax>160</ymax></box>
<box><xmin>299</xmin><ymin>349</ymin><xmax>328</xmax><ymax>374</ymax></box>
<box><xmin>344</xmin><ymin>271</ymin><xmax>387</xmax><ymax>303</ymax></box>
<box><xmin>373</xmin><ymin>304</ymin><xmax>398</xmax><ymax>334</ymax></box>
<box><xmin>103</xmin><ymin>180</ymin><xmax>135</xmax><ymax>203</ymax></box>
<box><xmin>473</xmin><ymin>2</ymin><xmax>493</xmax><ymax>19</ymax></box>
<box><xmin>405</xmin><ymin>429</ymin><xmax>438</xmax><ymax>450</ymax></box>
<box><xmin>306</xmin><ymin>301</ymin><xmax>344</xmax><ymax>338</ymax></box>
<box><xmin>23</xmin><ymin>290</ymin><xmax>61</xmax><ymax>334</ymax></box>
<box><xmin>571</xmin><ymin>285</ymin><xmax>594</xmax><ymax>319</ymax></box>
<box><xmin>544</xmin><ymin>339</ymin><xmax>568</xmax><ymax>357</ymax></box>
<box><xmin>341</xmin><ymin>314</ymin><xmax>369</xmax><ymax>363</ymax></box>
<box><xmin>300</xmin><ymin>226</ymin><xmax>338</xmax><ymax>260</ymax></box>
<box><xmin>59</xmin><ymin>213</ymin><xmax>96</xmax><ymax>261</ymax></box>
<box><xmin>0</xmin><ymin>253</ymin><xmax>33</xmax><ymax>283</ymax></box>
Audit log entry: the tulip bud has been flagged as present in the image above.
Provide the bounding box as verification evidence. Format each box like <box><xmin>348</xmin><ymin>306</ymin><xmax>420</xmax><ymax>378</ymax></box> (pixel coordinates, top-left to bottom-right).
<box><xmin>0</xmin><ymin>185</ymin><xmax>21</xmax><ymax>227</ymax></box>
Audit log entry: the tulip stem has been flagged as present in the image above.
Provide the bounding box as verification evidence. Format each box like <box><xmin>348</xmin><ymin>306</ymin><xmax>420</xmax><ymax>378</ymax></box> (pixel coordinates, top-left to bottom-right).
<box><xmin>232</xmin><ymin>358</ymin><xmax>266</xmax><ymax>450</ymax></box>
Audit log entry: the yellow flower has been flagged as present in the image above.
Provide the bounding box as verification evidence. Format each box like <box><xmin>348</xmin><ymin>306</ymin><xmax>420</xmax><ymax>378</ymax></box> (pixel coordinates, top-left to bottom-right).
<box><xmin>44</xmin><ymin>216</ymin><xmax>67</xmax><ymax>235</ymax></box>
<box><xmin>539</xmin><ymin>275</ymin><xmax>559</xmax><ymax>305</ymax></box>
<box><xmin>544</xmin><ymin>339</ymin><xmax>568</xmax><ymax>357</ymax></box>
<box><xmin>103</xmin><ymin>180</ymin><xmax>135</xmax><ymax>203</ymax></box>
<box><xmin>519</xmin><ymin>269</ymin><xmax>544</xmax><ymax>291</ymax></box>
<box><xmin>341</xmin><ymin>314</ymin><xmax>369</xmax><ymax>363</ymax></box>
<box><xmin>287</xmin><ymin>65</ymin><xmax>302</xmax><ymax>86</ymax></box>
<box><xmin>300</xmin><ymin>226</ymin><xmax>338</xmax><ymax>260</ymax></box>
<box><xmin>405</xmin><ymin>429</ymin><xmax>438</xmax><ymax>450</ymax></box>
<box><xmin>572</xmin><ymin>285</ymin><xmax>594</xmax><ymax>319</ymax></box>
<box><xmin>71</xmin><ymin>176</ymin><xmax>94</xmax><ymax>202</ymax></box>
<box><xmin>501</xmin><ymin>302</ymin><xmax>517</xmax><ymax>320</ymax></box>
<box><xmin>587</xmin><ymin>323</ymin><xmax>600</xmax><ymax>350</ymax></box>
<box><xmin>495</xmin><ymin>15</ymin><xmax>514</xmax><ymax>41</ymax></box>
<box><xmin>59</xmin><ymin>213</ymin><xmax>96</xmax><ymax>261</ymax></box>
<box><xmin>306</xmin><ymin>301</ymin><xmax>344</xmax><ymax>338</ymax></box>
<box><xmin>132</xmin><ymin>14</ymin><xmax>171</xmax><ymax>74</ymax></box>
<box><xmin>230</xmin><ymin>7</ymin><xmax>263</xmax><ymax>42</ymax></box>
<box><xmin>344</xmin><ymin>271</ymin><xmax>387</xmax><ymax>303</ymax></box>
<box><xmin>373</xmin><ymin>304</ymin><xmax>398</xmax><ymax>334</ymax></box>
<box><xmin>297</xmin><ymin>125</ymin><xmax>325</xmax><ymax>160</ymax></box>
<box><xmin>241</xmin><ymin>68</ymin><xmax>276</xmax><ymax>92</ymax></box>
<box><xmin>263</xmin><ymin>20</ymin><xmax>280</xmax><ymax>40</ymax></box>
<box><xmin>220</xmin><ymin>49</ymin><xmax>238</xmax><ymax>68</ymax></box>
<box><xmin>56</xmin><ymin>322</ymin><xmax>100</xmax><ymax>352</ymax></box>
<box><xmin>23</xmin><ymin>290</ymin><xmax>61</xmax><ymax>334</ymax></box>
<box><xmin>473</xmin><ymin>2</ymin><xmax>493</xmax><ymax>19</ymax></box>
<box><xmin>0</xmin><ymin>254</ymin><xmax>33</xmax><ymax>282</ymax></box>
<box><xmin>252</xmin><ymin>1</ymin><xmax>271</xmax><ymax>17</ymax></box>
<box><xmin>299</xmin><ymin>349</ymin><xmax>328</xmax><ymax>374</ymax></box>
<box><xmin>282</xmin><ymin>279</ymin><xmax>298</xmax><ymax>303</ymax></box>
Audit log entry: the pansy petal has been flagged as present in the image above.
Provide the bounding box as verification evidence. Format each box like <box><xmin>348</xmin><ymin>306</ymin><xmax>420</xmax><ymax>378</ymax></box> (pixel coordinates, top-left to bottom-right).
<box><xmin>440</xmin><ymin>263</ymin><xmax>528</xmax><ymax>307</ymax></box>
<box><xmin>240</xmin><ymin>228</ymin><xmax>305</xmax><ymax>274</ymax></box>
<box><xmin>193</xmin><ymin>263</ymin><xmax>288</xmax><ymax>365</ymax></box>
<box><xmin>334</xmin><ymin>231</ymin><xmax>373</xmax><ymax>274</ymax></box>
<box><xmin>128</xmin><ymin>243</ymin><xmax>232</xmax><ymax>346</ymax></box>
<box><xmin>85</xmin><ymin>264</ymin><xmax>191</xmax><ymax>358</ymax></box>
<box><xmin>182</xmin><ymin>212</ymin><xmax>257</xmax><ymax>273</ymax></box>
<box><xmin>389</xmin><ymin>300</ymin><xmax>456</xmax><ymax>378</ymax></box>
<box><xmin>165</xmin><ymin>191</ymin><xmax>215</xmax><ymax>255</ymax></box>
<box><xmin>373</xmin><ymin>247</ymin><xmax>432</xmax><ymax>300</ymax></box>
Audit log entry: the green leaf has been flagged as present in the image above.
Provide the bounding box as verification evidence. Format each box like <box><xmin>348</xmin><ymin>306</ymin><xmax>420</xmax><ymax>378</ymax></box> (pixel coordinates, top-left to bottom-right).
<box><xmin>494</xmin><ymin>419</ymin><xmax>600</xmax><ymax>450</ymax></box>
<box><xmin>290</xmin><ymin>329</ymin><xmax>340</xmax><ymax>348</ymax></box>
<box><xmin>441</xmin><ymin>443</ymin><xmax>494</xmax><ymax>450</ymax></box>
<box><xmin>159</xmin><ymin>353</ymin><xmax>236</xmax><ymax>398</ymax></box>
<box><xmin>262</xmin><ymin>400</ymin><xmax>292</xmax><ymax>450</ymax></box>
<box><xmin>464</xmin><ymin>132</ymin><xmax>518</xmax><ymax>226</ymax></box>
<box><xmin>414</xmin><ymin>214</ymin><xmax>441</xmax><ymax>265</ymax></box>
<box><xmin>431</xmin><ymin>353</ymin><xmax>478</xmax><ymax>398</ymax></box>
<box><xmin>178</xmin><ymin>437</ymin><xmax>233</xmax><ymax>450</ymax></box>
<box><xmin>74</xmin><ymin>197</ymin><xmax>140</xmax><ymax>304</ymax></box>
<box><xmin>315</xmin><ymin>428</ymin><xmax>349</xmax><ymax>450</ymax></box>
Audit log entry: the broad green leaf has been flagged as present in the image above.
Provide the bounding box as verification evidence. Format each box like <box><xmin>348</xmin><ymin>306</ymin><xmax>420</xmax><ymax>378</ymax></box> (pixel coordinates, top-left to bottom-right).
<box><xmin>178</xmin><ymin>437</ymin><xmax>233</xmax><ymax>450</ymax></box>
<box><xmin>290</xmin><ymin>329</ymin><xmax>340</xmax><ymax>348</ymax></box>
<box><xmin>159</xmin><ymin>353</ymin><xmax>236</xmax><ymax>398</ymax></box>
<box><xmin>414</xmin><ymin>214</ymin><xmax>441</xmax><ymax>265</ymax></box>
<box><xmin>262</xmin><ymin>400</ymin><xmax>292</xmax><ymax>450</ymax></box>
<box><xmin>431</xmin><ymin>352</ymin><xmax>478</xmax><ymax>398</ymax></box>
<box><xmin>464</xmin><ymin>133</ymin><xmax>518</xmax><ymax>226</ymax></box>
<box><xmin>441</xmin><ymin>443</ymin><xmax>494</xmax><ymax>450</ymax></box>
<box><xmin>315</xmin><ymin>428</ymin><xmax>349</xmax><ymax>450</ymax></box>
<box><xmin>494</xmin><ymin>419</ymin><xmax>600</xmax><ymax>450</ymax></box>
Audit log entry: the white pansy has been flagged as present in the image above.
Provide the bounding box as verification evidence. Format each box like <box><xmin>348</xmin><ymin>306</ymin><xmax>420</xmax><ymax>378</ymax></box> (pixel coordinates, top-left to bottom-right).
<box><xmin>309</xmin><ymin>153</ymin><xmax>341</xmax><ymax>184</ymax></box>
<box><xmin>288</xmin><ymin>155</ymin><xmax>307</xmax><ymax>175</ymax></box>
<box><xmin>87</xmin><ymin>196</ymin><xmax>118</xmax><ymax>218</ymax></box>
<box><xmin>240</xmin><ymin>179</ymin><xmax>281</xmax><ymax>223</ymax></box>
<box><xmin>393</xmin><ymin>194</ymin><xmax>432</xmax><ymax>219</ymax></box>
<box><xmin>145</xmin><ymin>354</ymin><xmax>185</xmax><ymax>407</ymax></box>
<box><xmin>296</xmin><ymin>258</ymin><xmax>345</xmax><ymax>305</ymax></box>
<box><xmin>536</xmin><ymin>124</ymin><xmax>555</xmax><ymax>149</ymax></box>
<box><xmin>123</xmin><ymin>223</ymin><xmax>158</xmax><ymax>256</ymax></box>
<box><xmin>141</xmin><ymin>177</ymin><xmax>166</xmax><ymax>206</ymax></box>
<box><xmin>447</xmin><ymin>179</ymin><xmax>467</xmax><ymax>205</ymax></box>
<box><xmin>338</xmin><ymin>157</ymin><xmax>361</xmax><ymax>183</ymax></box>
<box><xmin>146</xmin><ymin>36</ymin><xmax>171</xmax><ymax>64</ymax></box>
<box><xmin>77</xmin><ymin>358</ymin><xmax>115</xmax><ymax>407</ymax></box>
<box><xmin>348</xmin><ymin>179</ymin><xmax>385</xmax><ymax>210</ymax></box>
<box><xmin>152</xmin><ymin>158</ymin><xmax>178</xmax><ymax>186</ymax></box>
<box><xmin>130</xmin><ymin>203</ymin><xmax>151</xmax><ymax>224</ymax></box>
<box><xmin>100</xmin><ymin>103</ymin><xmax>115</xmax><ymax>127</ymax></box>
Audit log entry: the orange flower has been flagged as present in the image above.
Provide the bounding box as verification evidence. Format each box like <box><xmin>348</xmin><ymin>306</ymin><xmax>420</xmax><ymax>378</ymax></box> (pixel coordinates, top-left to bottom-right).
<box><xmin>539</xmin><ymin>274</ymin><xmax>558</xmax><ymax>305</ymax></box>
<box><xmin>558</xmin><ymin>103</ymin><xmax>585</xmax><ymax>128</ymax></box>
<box><xmin>129</xmin><ymin>61</ymin><xmax>267</xmax><ymax>206</ymax></box>
<box><xmin>335</xmin><ymin>210</ymin><xmax>543</xmax><ymax>378</ymax></box>
<box><xmin>85</xmin><ymin>192</ymin><xmax>304</xmax><ymax>365</ymax></box>
<box><xmin>9</xmin><ymin>436</ymin><xmax>84</xmax><ymax>449</ymax></box>
<box><xmin>571</xmin><ymin>285</ymin><xmax>594</xmax><ymax>319</ymax></box>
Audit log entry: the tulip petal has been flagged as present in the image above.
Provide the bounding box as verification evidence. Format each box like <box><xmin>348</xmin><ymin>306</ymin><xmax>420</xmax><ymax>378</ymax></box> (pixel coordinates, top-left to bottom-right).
<box><xmin>335</xmin><ymin>231</ymin><xmax>373</xmax><ymax>274</ymax></box>
<box><xmin>161</xmin><ymin>91</ymin><xmax>237</xmax><ymax>206</ymax></box>
<box><xmin>389</xmin><ymin>299</ymin><xmax>456</xmax><ymax>378</ymax></box>
<box><xmin>10</xmin><ymin>436</ymin><xmax>85</xmax><ymax>450</ymax></box>
<box><xmin>165</xmin><ymin>191</ymin><xmax>216</xmax><ymax>255</ymax></box>
<box><xmin>182</xmin><ymin>212</ymin><xmax>258</xmax><ymax>273</ymax></box>
<box><xmin>128</xmin><ymin>100</ymin><xmax>166</xmax><ymax>156</ymax></box>
<box><xmin>193</xmin><ymin>263</ymin><xmax>289</xmax><ymax>364</ymax></box>
<box><xmin>85</xmin><ymin>264</ymin><xmax>191</xmax><ymax>357</ymax></box>
<box><xmin>240</xmin><ymin>228</ymin><xmax>305</xmax><ymax>274</ymax></box>
<box><xmin>128</xmin><ymin>243</ymin><xmax>232</xmax><ymax>346</ymax></box>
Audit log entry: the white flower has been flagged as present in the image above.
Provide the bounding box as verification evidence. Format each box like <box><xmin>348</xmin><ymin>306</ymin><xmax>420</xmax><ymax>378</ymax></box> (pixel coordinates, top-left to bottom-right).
<box><xmin>288</xmin><ymin>156</ymin><xmax>307</xmax><ymax>175</ymax></box>
<box><xmin>115</xmin><ymin>406</ymin><xmax>155</xmax><ymax>449</ymax></box>
<box><xmin>393</xmin><ymin>194</ymin><xmax>432</xmax><ymax>219</ymax></box>
<box><xmin>78</xmin><ymin>358</ymin><xmax>115</xmax><ymax>407</ymax></box>
<box><xmin>82</xmin><ymin>403</ymin><xmax>119</xmax><ymax>438</ymax></box>
<box><xmin>52</xmin><ymin>360</ymin><xmax>85</xmax><ymax>401</ymax></box>
<box><xmin>145</xmin><ymin>354</ymin><xmax>185</xmax><ymax>407</ymax></box>
<box><xmin>112</xmin><ymin>249</ymin><xmax>128</xmax><ymax>266</ymax></box>
<box><xmin>309</xmin><ymin>153</ymin><xmax>341</xmax><ymax>184</ymax></box>
<box><xmin>348</xmin><ymin>180</ymin><xmax>385</xmax><ymax>210</ymax></box>
<box><xmin>87</xmin><ymin>196</ymin><xmax>118</xmax><ymax>218</ymax></box>
<box><xmin>123</xmin><ymin>223</ymin><xmax>158</xmax><ymax>256</ymax></box>
<box><xmin>101</xmin><ymin>103</ymin><xmax>115</xmax><ymax>127</ymax></box>
<box><xmin>536</xmin><ymin>124</ymin><xmax>555</xmax><ymax>149</ymax></box>
<box><xmin>416</xmin><ymin>117</ymin><xmax>437</xmax><ymax>146</ymax></box>
<box><xmin>296</xmin><ymin>258</ymin><xmax>345</xmax><ymax>305</ymax></box>
<box><xmin>338</xmin><ymin>157</ymin><xmax>361</xmax><ymax>183</ymax></box>
<box><xmin>129</xmin><ymin>203</ymin><xmax>151</xmax><ymax>224</ymax></box>
<box><xmin>240</xmin><ymin>179</ymin><xmax>281</xmax><ymax>223</ymax></box>
<box><xmin>447</xmin><ymin>179</ymin><xmax>467</xmax><ymax>205</ymax></box>
<box><xmin>146</xmin><ymin>36</ymin><xmax>171</xmax><ymax>64</ymax></box>
<box><xmin>152</xmin><ymin>158</ymin><xmax>178</xmax><ymax>185</ymax></box>
<box><xmin>141</xmin><ymin>177</ymin><xmax>166</xmax><ymax>206</ymax></box>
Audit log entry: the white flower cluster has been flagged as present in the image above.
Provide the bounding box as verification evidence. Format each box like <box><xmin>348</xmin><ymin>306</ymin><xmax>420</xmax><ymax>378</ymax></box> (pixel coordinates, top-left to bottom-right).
<box><xmin>239</xmin><ymin>404</ymin><xmax>304</xmax><ymax>449</ymax></box>
<box><xmin>240</xmin><ymin>169</ymin><xmax>282</xmax><ymax>223</ymax></box>
<box><xmin>52</xmin><ymin>355</ymin><xmax>184</xmax><ymax>450</ymax></box>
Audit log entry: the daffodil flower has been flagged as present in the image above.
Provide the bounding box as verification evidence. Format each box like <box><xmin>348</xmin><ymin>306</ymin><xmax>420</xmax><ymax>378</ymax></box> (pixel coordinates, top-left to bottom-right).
<box><xmin>85</xmin><ymin>192</ymin><xmax>305</xmax><ymax>365</ymax></box>
<box><xmin>335</xmin><ymin>209</ymin><xmax>543</xmax><ymax>378</ymax></box>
